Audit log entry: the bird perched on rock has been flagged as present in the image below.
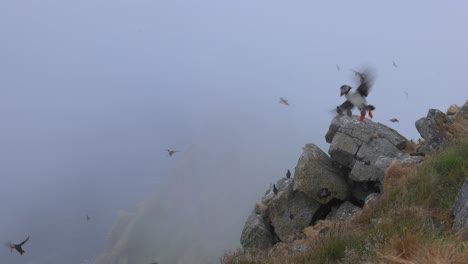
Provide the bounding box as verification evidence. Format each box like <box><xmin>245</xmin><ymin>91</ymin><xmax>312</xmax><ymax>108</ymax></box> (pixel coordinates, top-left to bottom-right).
<box><xmin>336</xmin><ymin>67</ymin><xmax>376</xmax><ymax>122</ymax></box>
<box><xmin>286</xmin><ymin>169</ymin><xmax>291</xmax><ymax>178</ymax></box>
<box><xmin>273</xmin><ymin>184</ymin><xmax>278</xmax><ymax>195</ymax></box>
<box><xmin>279</xmin><ymin>97</ymin><xmax>289</xmax><ymax>106</ymax></box>
<box><xmin>389</xmin><ymin>118</ymin><xmax>399</xmax><ymax>123</ymax></box>
<box><xmin>165</xmin><ymin>149</ymin><xmax>179</xmax><ymax>156</ymax></box>
<box><xmin>7</xmin><ymin>237</ymin><xmax>29</xmax><ymax>255</ymax></box>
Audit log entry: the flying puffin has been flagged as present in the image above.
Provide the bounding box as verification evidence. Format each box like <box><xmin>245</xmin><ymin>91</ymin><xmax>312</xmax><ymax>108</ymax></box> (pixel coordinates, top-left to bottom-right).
<box><xmin>337</xmin><ymin>68</ymin><xmax>376</xmax><ymax>122</ymax></box>
<box><xmin>279</xmin><ymin>97</ymin><xmax>289</xmax><ymax>106</ymax></box>
<box><xmin>165</xmin><ymin>149</ymin><xmax>180</xmax><ymax>156</ymax></box>
<box><xmin>7</xmin><ymin>236</ymin><xmax>29</xmax><ymax>255</ymax></box>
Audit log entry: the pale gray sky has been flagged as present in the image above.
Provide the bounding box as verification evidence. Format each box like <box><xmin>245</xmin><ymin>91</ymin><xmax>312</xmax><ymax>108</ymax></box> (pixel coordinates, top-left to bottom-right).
<box><xmin>0</xmin><ymin>1</ymin><xmax>467</xmax><ymax>263</ymax></box>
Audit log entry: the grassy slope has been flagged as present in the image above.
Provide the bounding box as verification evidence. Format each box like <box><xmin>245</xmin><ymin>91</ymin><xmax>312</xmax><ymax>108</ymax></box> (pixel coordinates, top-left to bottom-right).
<box><xmin>222</xmin><ymin>122</ymin><xmax>468</xmax><ymax>264</ymax></box>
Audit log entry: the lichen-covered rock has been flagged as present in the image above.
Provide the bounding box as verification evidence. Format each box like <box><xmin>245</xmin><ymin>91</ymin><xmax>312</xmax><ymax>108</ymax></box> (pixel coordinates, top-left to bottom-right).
<box><xmin>269</xmin><ymin>180</ymin><xmax>321</xmax><ymax>241</ymax></box>
<box><xmin>452</xmin><ymin>178</ymin><xmax>468</xmax><ymax>240</ymax></box>
<box><xmin>293</xmin><ymin>144</ymin><xmax>350</xmax><ymax>203</ymax></box>
<box><xmin>326</xmin><ymin>201</ymin><xmax>361</xmax><ymax>221</ymax></box>
<box><xmin>447</xmin><ymin>104</ymin><xmax>460</xmax><ymax>115</ymax></box>
<box><xmin>416</xmin><ymin>109</ymin><xmax>452</xmax><ymax>151</ymax></box>
<box><xmin>240</xmin><ymin>211</ymin><xmax>275</xmax><ymax>249</ymax></box>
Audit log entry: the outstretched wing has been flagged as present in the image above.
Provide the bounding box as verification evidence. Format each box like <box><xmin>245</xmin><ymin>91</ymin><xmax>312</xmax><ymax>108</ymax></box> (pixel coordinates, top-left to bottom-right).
<box><xmin>352</xmin><ymin>67</ymin><xmax>376</xmax><ymax>98</ymax></box>
<box><xmin>18</xmin><ymin>237</ymin><xmax>29</xmax><ymax>246</ymax></box>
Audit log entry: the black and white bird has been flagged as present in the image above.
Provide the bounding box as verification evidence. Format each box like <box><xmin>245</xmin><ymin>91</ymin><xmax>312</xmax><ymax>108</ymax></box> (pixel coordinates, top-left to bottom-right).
<box><xmin>279</xmin><ymin>97</ymin><xmax>289</xmax><ymax>106</ymax></box>
<box><xmin>389</xmin><ymin>118</ymin><xmax>399</xmax><ymax>123</ymax></box>
<box><xmin>286</xmin><ymin>169</ymin><xmax>291</xmax><ymax>179</ymax></box>
<box><xmin>7</xmin><ymin>236</ymin><xmax>29</xmax><ymax>255</ymax></box>
<box><xmin>336</xmin><ymin>68</ymin><xmax>376</xmax><ymax>122</ymax></box>
<box><xmin>165</xmin><ymin>149</ymin><xmax>180</xmax><ymax>156</ymax></box>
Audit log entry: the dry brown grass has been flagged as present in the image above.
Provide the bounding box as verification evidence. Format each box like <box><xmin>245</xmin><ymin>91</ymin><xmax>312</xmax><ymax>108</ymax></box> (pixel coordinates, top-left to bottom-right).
<box><xmin>381</xmin><ymin>232</ymin><xmax>468</xmax><ymax>264</ymax></box>
<box><xmin>383</xmin><ymin>161</ymin><xmax>417</xmax><ymax>194</ymax></box>
<box><xmin>402</xmin><ymin>140</ymin><xmax>419</xmax><ymax>153</ymax></box>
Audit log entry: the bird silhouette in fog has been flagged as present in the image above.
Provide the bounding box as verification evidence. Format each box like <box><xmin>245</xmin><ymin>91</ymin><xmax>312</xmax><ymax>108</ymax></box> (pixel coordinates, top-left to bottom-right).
<box><xmin>273</xmin><ymin>184</ymin><xmax>278</xmax><ymax>195</ymax></box>
<box><xmin>392</xmin><ymin>60</ymin><xmax>398</xmax><ymax>68</ymax></box>
<box><xmin>7</xmin><ymin>236</ymin><xmax>29</xmax><ymax>255</ymax></box>
<box><xmin>165</xmin><ymin>149</ymin><xmax>180</xmax><ymax>156</ymax></box>
<box><xmin>86</xmin><ymin>214</ymin><xmax>91</xmax><ymax>221</ymax></box>
<box><xmin>279</xmin><ymin>97</ymin><xmax>289</xmax><ymax>106</ymax></box>
<box><xmin>336</xmin><ymin>65</ymin><xmax>340</xmax><ymax>71</ymax></box>
<box><xmin>286</xmin><ymin>169</ymin><xmax>291</xmax><ymax>178</ymax></box>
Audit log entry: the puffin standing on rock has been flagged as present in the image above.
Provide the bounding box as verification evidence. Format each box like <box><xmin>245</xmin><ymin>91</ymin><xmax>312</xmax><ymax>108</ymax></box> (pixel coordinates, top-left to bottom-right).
<box><xmin>336</xmin><ymin>67</ymin><xmax>376</xmax><ymax>122</ymax></box>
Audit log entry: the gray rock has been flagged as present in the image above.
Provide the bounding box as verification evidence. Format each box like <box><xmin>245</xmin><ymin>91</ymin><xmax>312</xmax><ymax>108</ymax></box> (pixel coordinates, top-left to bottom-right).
<box><xmin>293</xmin><ymin>144</ymin><xmax>350</xmax><ymax>203</ymax></box>
<box><xmin>326</xmin><ymin>201</ymin><xmax>361</xmax><ymax>221</ymax></box>
<box><xmin>452</xmin><ymin>178</ymin><xmax>468</xmax><ymax>240</ymax></box>
<box><xmin>454</xmin><ymin>100</ymin><xmax>468</xmax><ymax>121</ymax></box>
<box><xmin>329</xmin><ymin>132</ymin><xmax>361</xmax><ymax>168</ymax></box>
<box><xmin>416</xmin><ymin>109</ymin><xmax>451</xmax><ymax>151</ymax></box>
<box><xmin>269</xmin><ymin>180</ymin><xmax>321</xmax><ymax>241</ymax></box>
<box><xmin>240</xmin><ymin>211</ymin><xmax>275</xmax><ymax>250</ymax></box>
<box><xmin>327</xmin><ymin>115</ymin><xmax>408</xmax><ymax>171</ymax></box>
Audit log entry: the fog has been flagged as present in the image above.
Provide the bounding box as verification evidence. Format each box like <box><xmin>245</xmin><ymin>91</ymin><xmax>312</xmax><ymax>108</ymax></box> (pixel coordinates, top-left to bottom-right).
<box><xmin>0</xmin><ymin>1</ymin><xmax>467</xmax><ymax>263</ymax></box>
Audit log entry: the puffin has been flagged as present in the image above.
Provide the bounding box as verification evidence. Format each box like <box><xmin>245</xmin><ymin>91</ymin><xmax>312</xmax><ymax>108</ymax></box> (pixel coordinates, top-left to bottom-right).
<box><xmin>165</xmin><ymin>149</ymin><xmax>180</xmax><ymax>156</ymax></box>
<box><xmin>337</xmin><ymin>68</ymin><xmax>376</xmax><ymax>122</ymax></box>
<box><xmin>7</xmin><ymin>236</ymin><xmax>29</xmax><ymax>255</ymax></box>
<box><xmin>286</xmin><ymin>169</ymin><xmax>291</xmax><ymax>179</ymax></box>
<box><xmin>272</xmin><ymin>184</ymin><xmax>278</xmax><ymax>195</ymax></box>
<box><xmin>279</xmin><ymin>97</ymin><xmax>289</xmax><ymax>106</ymax></box>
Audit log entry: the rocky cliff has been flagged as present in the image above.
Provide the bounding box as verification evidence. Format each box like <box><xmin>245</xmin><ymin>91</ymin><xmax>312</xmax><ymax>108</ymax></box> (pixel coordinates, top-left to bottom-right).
<box><xmin>240</xmin><ymin>100</ymin><xmax>468</xmax><ymax>251</ymax></box>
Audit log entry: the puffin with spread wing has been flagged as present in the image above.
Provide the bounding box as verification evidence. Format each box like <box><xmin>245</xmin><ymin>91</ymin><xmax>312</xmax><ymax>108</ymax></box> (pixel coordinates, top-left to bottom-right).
<box><xmin>336</xmin><ymin>67</ymin><xmax>376</xmax><ymax>122</ymax></box>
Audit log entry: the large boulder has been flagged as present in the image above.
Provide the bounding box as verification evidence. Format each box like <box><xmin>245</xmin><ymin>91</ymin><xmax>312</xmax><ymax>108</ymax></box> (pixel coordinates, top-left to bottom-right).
<box><xmin>452</xmin><ymin>178</ymin><xmax>468</xmax><ymax>240</ymax></box>
<box><xmin>415</xmin><ymin>109</ymin><xmax>452</xmax><ymax>151</ymax></box>
<box><xmin>268</xmin><ymin>180</ymin><xmax>321</xmax><ymax>242</ymax></box>
<box><xmin>326</xmin><ymin>116</ymin><xmax>408</xmax><ymax>182</ymax></box>
<box><xmin>240</xmin><ymin>211</ymin><xmax>275</xmax><ymax>249</ymax></box>
<box><xmin>447</xmin><ymin>104</ymin><xmax>460</xmax><ymax>116</ymax></box>
<box><xmin>293</xmin><ymin>144</ymin><xmax>350</xmax><ymax>203</ymax></box>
